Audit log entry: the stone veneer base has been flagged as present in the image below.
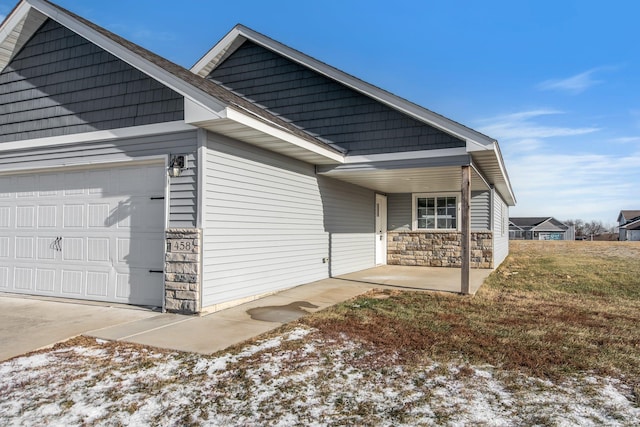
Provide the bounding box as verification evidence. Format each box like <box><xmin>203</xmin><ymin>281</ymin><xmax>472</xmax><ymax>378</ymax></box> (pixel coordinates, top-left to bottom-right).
<box><xmin>387</xmin><ymin>231</ymin><xmax>493</xmax><ymax>268</ymax></box>
<box><xmin>165</xmin><ymin>228</ymin><xmax>201</xmax><ymax>314</ymax></box>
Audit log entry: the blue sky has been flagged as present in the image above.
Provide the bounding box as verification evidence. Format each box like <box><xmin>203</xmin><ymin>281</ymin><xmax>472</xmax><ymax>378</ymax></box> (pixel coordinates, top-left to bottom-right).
<box><xmin>1</xmin><ymin>0</ymin><xmax>638</xmax><ymax>225</ymax></box>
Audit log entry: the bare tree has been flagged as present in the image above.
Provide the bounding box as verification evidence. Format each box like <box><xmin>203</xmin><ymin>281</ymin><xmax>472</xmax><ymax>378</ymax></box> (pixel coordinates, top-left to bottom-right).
<box><xmin>583</xmin><ymin>220</ymin><xmax>608</xmax><ymax>236</ymax></box>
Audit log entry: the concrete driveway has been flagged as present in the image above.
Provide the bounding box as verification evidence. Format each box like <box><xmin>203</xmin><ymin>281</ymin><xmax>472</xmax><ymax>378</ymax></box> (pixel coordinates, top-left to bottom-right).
<box><xmin>0</xmin><ymin>265</ymin><xmax>492</xmax><ymax>361</ymax></box>
<box><xmin>0</xmin><ymin>295</ymin><xmax>158</xmax><ymax>361</ymax></box>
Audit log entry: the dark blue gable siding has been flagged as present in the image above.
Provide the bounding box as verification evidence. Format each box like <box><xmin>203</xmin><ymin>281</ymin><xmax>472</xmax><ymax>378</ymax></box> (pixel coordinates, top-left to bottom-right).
<box><xmin>0</xmin><ymin>19</ymin><xmax>184</xmax><ymax>143</ymax></box>
<box><xmin>208</xmin><ymin>41</ymin><xmax>465</xmax><ymax>155</ymax></box>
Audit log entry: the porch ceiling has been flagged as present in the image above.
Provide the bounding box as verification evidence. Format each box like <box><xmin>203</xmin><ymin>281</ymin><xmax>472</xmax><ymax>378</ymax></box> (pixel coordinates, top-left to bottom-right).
<box><xmin>317</xmin><ymin>165</ymin><xmax>488</xmax><ymax>194</ymax></box>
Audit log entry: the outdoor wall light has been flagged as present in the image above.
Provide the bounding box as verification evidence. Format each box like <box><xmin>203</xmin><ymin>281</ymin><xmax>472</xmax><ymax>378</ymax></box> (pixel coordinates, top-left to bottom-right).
<box><xmin>169</xmin><ymin>154</ymin><xmax>186</xmax><ymax>177</ymax></box>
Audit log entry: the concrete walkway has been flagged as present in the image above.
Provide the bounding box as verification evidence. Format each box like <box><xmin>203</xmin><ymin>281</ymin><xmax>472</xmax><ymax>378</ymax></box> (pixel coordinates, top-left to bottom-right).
<box><xmin>1</xmin><ymin>265</ymin><xmax>492</xmax><ymax>360</ymax></box>
<box><xmin>86</xmin><ymin>278</ymin><xmax>373</xmax><ymax>354</ymax></box>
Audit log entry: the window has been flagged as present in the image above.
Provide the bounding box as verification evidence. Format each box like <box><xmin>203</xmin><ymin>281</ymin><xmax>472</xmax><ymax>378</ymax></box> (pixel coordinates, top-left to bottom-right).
<box><xmin>413</xmin><ymin>194</ymin><xmax>458</xmax><ymax>230</ymax></box>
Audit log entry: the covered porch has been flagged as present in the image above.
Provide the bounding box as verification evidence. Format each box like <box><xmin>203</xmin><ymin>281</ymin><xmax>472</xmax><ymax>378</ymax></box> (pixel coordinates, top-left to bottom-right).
<box><xmin>336</xmin><ymin>264</ymin><xmax>493</xmax><ymax>295</ymax></box>
<box><xmin>317</xmin><ymin>152</ymin><xmax>503</xmax><ymax>294</ymax></box>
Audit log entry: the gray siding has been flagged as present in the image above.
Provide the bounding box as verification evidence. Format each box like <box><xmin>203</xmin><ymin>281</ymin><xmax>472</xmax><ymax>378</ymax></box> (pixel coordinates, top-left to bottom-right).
<box><xmin>386</xmin><ymin>191</ymin><xmax>491</xmax><ymax>231</ymax></box>
<box><xmin>387</xmin><ymin>193</ymin><xmax>412</xmax><ymax>231</ymax></box>
<box><xmin>208</xmin><ymin>41</ymin><xmax>465</xmax><ymax>155</ymax></box>
<box><xmin>0</xmin><ymin>19</ymin><xmax>184</xmax><ymax>143</ymax></box>
<box><xmin>202</xmin><ymin>132</ymin><xmax>375</xmax><ymax>307</ymax></box>
<box><xmin>0</xmin><ymin>130</ymin><xmax>198</xmax><ymax>227</ymax></box>
<box><xmin>471</xmin><ymin>191</ymin><xmax>491</xmax><ymax>230</ymax></box>
<box><xmin>318</xmin><ymin>176</ymin><xmax>375</xmax><ymax>276</ymax></box>
<box><xmin>492</xmin><ymin>189</ymin><xmax>509</xmax><ymax>267</ymax></box>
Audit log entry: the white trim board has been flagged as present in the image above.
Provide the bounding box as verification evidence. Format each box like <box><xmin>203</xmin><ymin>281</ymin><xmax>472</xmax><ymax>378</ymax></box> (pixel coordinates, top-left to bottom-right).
<box><xmin>224</xmin><ymin>107</ymin><xmax>345</xmax><ymax>163</ymax></box>
<box><xmin>0</xmin><ymin>121</ymin><xmax>196</xmax><ymax>153</ymax></box>
<box><xmin>0</xmin><ymin>154</ymin><xmax>166</xmax><ymax>175</ymax></box>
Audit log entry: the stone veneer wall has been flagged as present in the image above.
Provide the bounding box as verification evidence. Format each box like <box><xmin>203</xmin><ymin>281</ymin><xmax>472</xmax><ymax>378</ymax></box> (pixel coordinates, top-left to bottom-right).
<box><xmin>165</xmin><ymin>228</ymin><xmax>201</xmax><ymax>314</ymax></box>
<box><xmin>387</xmin><ymin>231</ymin><xmax>493</xmax><ymax>268</ymax></box>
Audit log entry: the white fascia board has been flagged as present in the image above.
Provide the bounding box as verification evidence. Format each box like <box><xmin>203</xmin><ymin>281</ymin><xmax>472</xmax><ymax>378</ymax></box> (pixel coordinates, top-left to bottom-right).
<box><xmin>191</xmin><ymin>26</ymin><xmax>245</xmax><ymax>76</ymax></box>
<box><xmin>0</xmin><ymin>2</ymin><xmax>47</xmax><ymax>72</ymax></box>
<box><xmin>224</xmin><ymin>107</ymin><xmax>345</xmax><ymax>163</ymax></box>
<box><xmin>491</xmin><ymin>144</ymin><xmax>517</xmax><ymax>205</ymax></box>
<box><xmin>195</xmin><ymin>25</ymin><xmax>496</xmax><ymax>147</ymax></box>
<box><xmin>467</xmin><ymin>139</ymin><xmax>495</xmax><ymax>152</ymax></box>
<box><xmin>26</xmin><ymin>0</ymin><xmax>227</xmax><ymax>115</ymax></box>
<box><xmin>184</xmin><ymin>98</ymin><xmax>220</xmax><ymax>125</ymax></box>
<box><xmin>344</xmin><ymin>147</ymin><xmax>468</xmax><ymax>164</ymax></box>
<box><xmin>0</xmin><ymin>121</ymin><xmax>196</xmax><ymax>153</ymax></box>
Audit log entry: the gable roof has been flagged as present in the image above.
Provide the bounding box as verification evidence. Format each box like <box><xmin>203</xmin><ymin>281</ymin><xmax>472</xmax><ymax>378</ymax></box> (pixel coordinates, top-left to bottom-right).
<box><xmin>192</xmin><ymin>25</ymin><xmax>496</xmax><ymax>148</ymax></box>
<box><xmin>192</xmin><ymin>24</ymin><xmax>516</xmax><ymax>206</ymax></box>
<box><xmin>617</xmin><ymin>210</ymin><xmax>640</xmax><ymax>224</ymax></box>
<box><xmin>0</xmin><ymin>0</ymin><xmax>345</xmax><ymax>164</ymax></box>
<box><xmin>509</xmin><ymin>217</ymin><xmax>551</xmax><ymax>227</ymax></box>
<box><xmin>509</xmin><ymin>217</ymin><xmax>569</xmax><ymax>231</ymax></box>
<box><xmin>620</xmin><ymin>217</ymin><xmax>640</xmax><ymax>230</ymax></box>
<box><xmin>1</xmin><ymin>1</ymin><xmax>516</xmax><ymax>204</ymax></box>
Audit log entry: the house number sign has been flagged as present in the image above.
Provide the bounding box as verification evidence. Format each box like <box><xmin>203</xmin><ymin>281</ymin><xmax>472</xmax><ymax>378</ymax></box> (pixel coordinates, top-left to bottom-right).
<box><xmin>167</xmin><ymin>239</ymin><xmax>194</xmax><ymax>253</ymax></box>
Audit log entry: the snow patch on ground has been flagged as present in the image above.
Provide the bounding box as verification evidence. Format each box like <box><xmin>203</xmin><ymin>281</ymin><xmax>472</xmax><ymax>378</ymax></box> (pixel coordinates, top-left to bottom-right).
<box><xmin>0</xmin><ymin>331</ymin><xmax>638</xmax><ymax>426</ymax></box>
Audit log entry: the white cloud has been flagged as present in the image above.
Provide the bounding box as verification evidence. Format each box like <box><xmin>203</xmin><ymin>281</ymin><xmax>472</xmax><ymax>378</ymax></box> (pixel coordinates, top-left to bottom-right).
<box><xmin>476</xmin><ymin>110</ymin><xmax>600</xmax><ymax>142</ymax></box>
<box><xmin>507</xmin><ymin>138</ymin><xmax>544</xmax><ymax>152</ymax></box>
<box><xmin>537</xmin><ymin>68</ymin><xmax>604</xmax><ymax>95</ymax></box>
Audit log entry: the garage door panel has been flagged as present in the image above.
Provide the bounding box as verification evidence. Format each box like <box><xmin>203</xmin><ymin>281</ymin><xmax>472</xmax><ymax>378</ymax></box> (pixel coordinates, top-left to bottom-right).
<box><xmin>0</xmin><ymin>237</ymin><xmax>9</xmax><ymax>257</ymax></box>
<box><xmin>37</xmin><ymin>205</ymin><xmax>57</xmax><ymax>228</ymax></box>
<box><xmin>16</xmin><ymin>206</ymin><xmax>35</xmax><ymax>228</ymax></box>
<box><xmin>14</xmin><ymin>267</ymin><xmax>33</xmax><ymax>290</ymax></box>
<box><xmin>87</xmin><ymin>203</ymin><xmax>110</xmax><ymax>228</ymax></box>
<box><xmin>64</xmin><ymin>172</ymin><xmax>86</xmax><ymax>196</ymax></box>
<box><xmin>86</xmin><ymin>270</ymin><xmax>110</xmax><ymax>297</ymax></box>
<box><xmin>38</xmin><ymin>173</ymin><xmax>61</xmax><ymax>197</ymax></box>
<box><xmin>61</xmin><ymin>269</ymin><xmax>83</xmax><ymax>295</ymax></box>
<box><xmin>0</xmin><ymin>163</ymin><xmax>165</xmax><ymax>306</ymax></box>
<box><xmin>62</xmin><ymin>238</ymin><xmax>84</xmax><ymax>261</ymax></box>
<box><xmin>63</xmin><ymin>204</ymin><xmax>84</xmax><ymax>228</ymax></box>
<box><xmin>16</xmin><ymin>176</ymin><xmax>36</xmax><ymax>197</ymax></box>
<box><xmin>0</xmin><ymin>207</ymin><xmax>10</xmax><ymax>227</ymax></box>
<box><xmin>145</xmin><ymin>237</ymin><xmax>165</xmax><ymax>268</ymax></box>
<box><xmin>117</xmin><ymin>237</ymin><xmax>162</xmax><ymax>268</ymax></box>
<box><xmin>87</xmin><ymin>238</ymin><xmax>109</xmax><ymax>262</ymax></box>
<box><xmin>15</xmin><ymin>237</ymin><xmax>34</xmax><ymax>259</ymax></box>
<box><xmin>87</xmin><ymin>170</ymin><xmax>111</xmax><ymax>196</ymax></box>
<box><xmin>0</xmin><ymin>267</ymin><xmax>8</xmax><ymax>288</ymax></box>
<box><xmin>36</xmin><ymin>237</ymin><xmax>56</xmax><ymax>260</ymax></box>
<box><xmin>116</xmin><ymin>269</ymin><xmax>162</xmax><ymax>305</ymax></box>
<box><xmin>0</xmin><ymin>177</ymin><xmax>12</xmax><ymax>198</ymax></box>
<box><xmin>35</xmin><ymin>268</ymin><xmax>56</xmax><ymax>292</ymax></box>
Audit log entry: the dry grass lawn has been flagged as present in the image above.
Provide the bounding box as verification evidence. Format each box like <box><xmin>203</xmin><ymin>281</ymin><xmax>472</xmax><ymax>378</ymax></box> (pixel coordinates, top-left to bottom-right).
<box><xmin>303</xmin><ymin>241</ymin><xmax>640</xmax><ymax>383</ymax></box>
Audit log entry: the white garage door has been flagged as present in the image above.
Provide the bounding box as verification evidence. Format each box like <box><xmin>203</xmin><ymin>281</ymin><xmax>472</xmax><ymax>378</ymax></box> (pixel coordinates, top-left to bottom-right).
<box><xmin>0</xmin><ymin>162</ymin><xmax>166</xmax><ymax>306</ymax></box>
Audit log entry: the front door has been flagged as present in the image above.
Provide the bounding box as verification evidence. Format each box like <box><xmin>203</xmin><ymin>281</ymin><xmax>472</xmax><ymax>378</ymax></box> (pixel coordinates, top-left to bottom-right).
<box><xmin>375</xmin><ymin>194</ymin><xmax>387</xmax><ymax>265</ymax></box>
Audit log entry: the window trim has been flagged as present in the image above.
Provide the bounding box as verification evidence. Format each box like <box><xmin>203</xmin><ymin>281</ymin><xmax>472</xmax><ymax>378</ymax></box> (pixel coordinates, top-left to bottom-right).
<box><xmin>412</xmin><ymin>193</ymin><xmax>461</xmax><ymax>231</ymax></box>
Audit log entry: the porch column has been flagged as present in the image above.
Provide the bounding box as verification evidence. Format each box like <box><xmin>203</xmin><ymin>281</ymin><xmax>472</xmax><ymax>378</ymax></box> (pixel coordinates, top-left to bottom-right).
<box><xmin>461</xmin><ymin>165</ymin><xmax>471</xmax><ymax>294</ymax></box>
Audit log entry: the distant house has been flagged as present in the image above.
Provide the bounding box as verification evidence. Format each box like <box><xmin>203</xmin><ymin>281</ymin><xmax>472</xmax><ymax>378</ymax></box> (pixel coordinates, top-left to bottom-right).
<box><xmin>509</xmin><ymin>217</ymin><xmax>575</xmax><ymax>241</ymax></box>
<box><xmin>617</xmin><ymin>210</ymin><xmax>640</xmax><ymax>241</ymax></box>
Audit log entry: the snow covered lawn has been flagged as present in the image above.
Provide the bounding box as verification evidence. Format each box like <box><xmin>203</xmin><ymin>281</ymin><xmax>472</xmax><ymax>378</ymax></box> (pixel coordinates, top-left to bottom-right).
<box><xmin>1</xmin><ymin>327</ymin><xmax>638</xmax><ymax>426</ymax></box>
